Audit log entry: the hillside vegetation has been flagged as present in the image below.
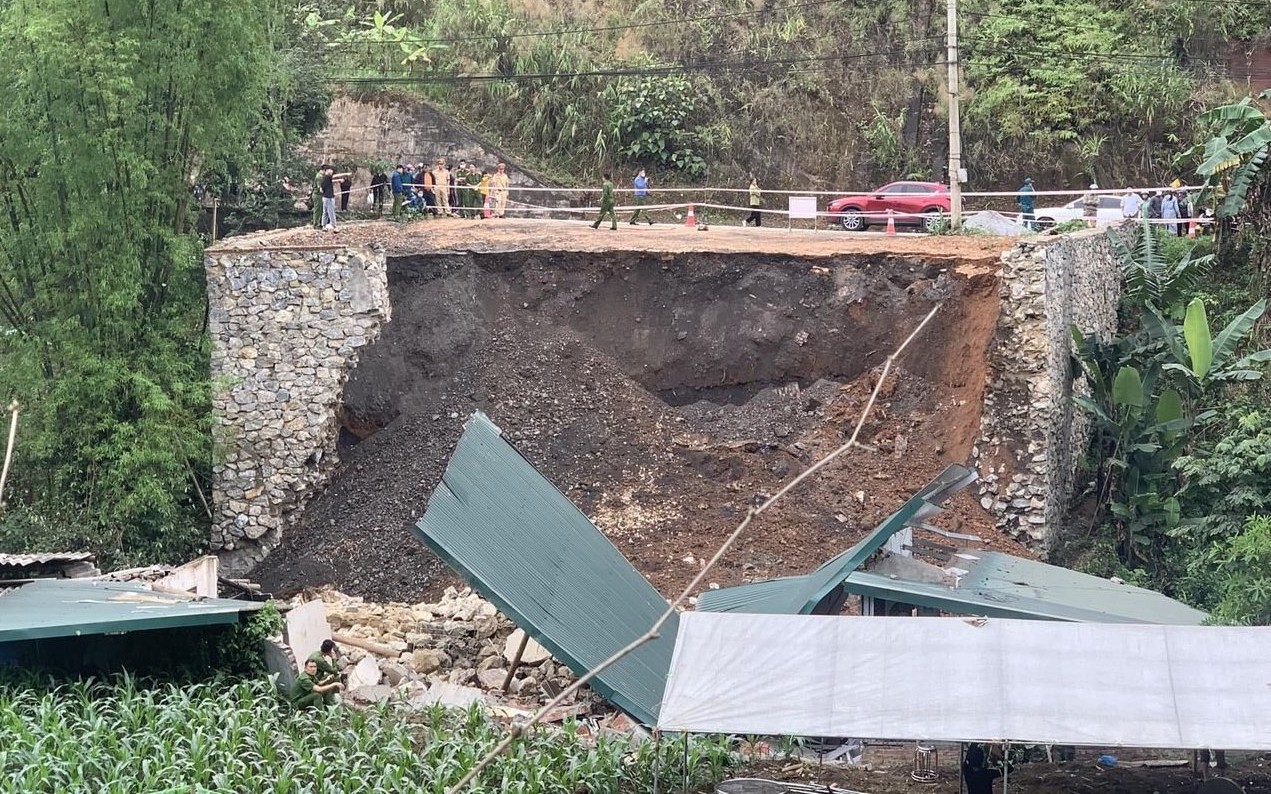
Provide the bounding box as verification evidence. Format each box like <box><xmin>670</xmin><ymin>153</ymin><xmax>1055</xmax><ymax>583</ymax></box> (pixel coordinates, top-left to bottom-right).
<box><xmin>311</xmin><ymin>0</ymin><xmax>1271</xmax><ymax>188</ymax></box>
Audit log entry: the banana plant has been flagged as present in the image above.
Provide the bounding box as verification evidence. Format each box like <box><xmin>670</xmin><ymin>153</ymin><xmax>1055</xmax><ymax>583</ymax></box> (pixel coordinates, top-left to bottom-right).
<box><xmin>1145</xmin><ymin>298</ymin><xmax>1271</xmax><ymax>390</ymax></box>
<box><xmin>1191</xmin><ymin>90</ymin><xmax>1271</xmax><ymax>218</ymax></box>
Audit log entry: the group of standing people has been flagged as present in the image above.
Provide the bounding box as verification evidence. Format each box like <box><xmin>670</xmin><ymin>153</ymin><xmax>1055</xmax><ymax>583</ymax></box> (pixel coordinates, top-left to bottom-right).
<box><xmin>1120</xmin><ymin>187</ymin><xmax>1199</xmax><ymax>235</ymax></box>
<box><xmin>1016</xmin><ymin>177</ymin><xmax>1203</xmax><ymax>236</ymax></box>
<box><xmin>305</xmin><ymin>158</ymin><xmax>514</xmax><ymax>232</ymax></box>
<box><xmin>388</xmin><ymin>159</ymin><xmax>510</xmax><ymax>221</ymax></box>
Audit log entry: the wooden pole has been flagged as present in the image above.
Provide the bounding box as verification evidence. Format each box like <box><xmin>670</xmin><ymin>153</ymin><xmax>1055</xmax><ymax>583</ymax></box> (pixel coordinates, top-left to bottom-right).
<box><xmin>331</xmin><ymin>631</ymin><xmax>399</xmax><ymax>658</ymax></box>
<box><xmin>0</xmin><ymin>400</ymin><xmax>20</xmax><ymax>509</ymax></box>
<box><xmin>501</xmin><ymin>630</ymin><xmax>530</xmax><ymax>691</ymax></box>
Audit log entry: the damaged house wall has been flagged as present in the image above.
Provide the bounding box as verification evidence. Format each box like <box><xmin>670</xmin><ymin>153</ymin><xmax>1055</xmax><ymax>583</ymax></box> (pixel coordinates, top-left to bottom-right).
<box><xmin>976</xmin><ymin>231</ymin><xmax>1121</xmax><ymax>548</ymax></box>
<box><xmin>206</xmin><ymin>243</ymin><xmax>390</xmax><ymax>573</ymax></box>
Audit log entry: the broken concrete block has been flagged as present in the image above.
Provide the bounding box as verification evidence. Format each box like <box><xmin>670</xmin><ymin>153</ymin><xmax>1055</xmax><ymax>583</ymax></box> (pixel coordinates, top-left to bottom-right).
<box><xmin>380</xmin><ymin>661</ymin><xmax>411</xmax><ymax>687</ymax></box>
<box><xmin>413</xmin><ymin>682</ymin><xmax>486</xmax><ymax>710</ymax></box>
<box><xmin>347</xmin><ymin>684</ymin><xmax>393</xmax><ymax>705</ymax></box>
<box><xmin>284</xmin><ymin>600</ymin><xmax>331</xmax><ymax>668</ymax></box>
<box><xmin>503</xmin><ymin>629</ymin><xmax>551</xmax><ymax>666</ymax></box>
<box><xmin>347</xmin><ymin>656</ymin><xmax>381</xmax><ymax>690</ymax></box>
<box><xmin>477</xmin><ymin>669</ymin><xmax>506</xmax><ymax>690</ymax></box>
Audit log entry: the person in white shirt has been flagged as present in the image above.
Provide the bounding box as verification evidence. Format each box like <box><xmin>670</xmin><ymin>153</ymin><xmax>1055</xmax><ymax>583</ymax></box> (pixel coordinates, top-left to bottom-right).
<box><xmin>1121</xmin><ymin>190</ymin><xmax>1144</xmax><ymax>219</ymax></box>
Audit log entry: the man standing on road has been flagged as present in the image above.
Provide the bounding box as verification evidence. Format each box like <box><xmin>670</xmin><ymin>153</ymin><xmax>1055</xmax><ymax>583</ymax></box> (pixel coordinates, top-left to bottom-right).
<box><xmin>310</xmin><ymin>165</ymin><xmax>324</xmax><ymax>229</ymax></box>
<box><xmin>1016</xmin><ymin>177</ymin><xmax>1036</xmax><ymax>230</ymax></box>
<box><xmin>432</xmin><ymin>159</ymin><xmax>453</xmax><ymax>216</ymax></box>
<box><xmin>291</xmin><ymin>658</ymin><xmax>344</xmax><ymax>708</ymax></box>
<box><xmin>390</xmin><ymin>164</ymin><xmax>406</xmax><ymax>220</ymax></box>
<box><xmin>1082</xmin><ymin>183</ymin><xmax>1100</xmax><ymax>226</ymax></box>
<box><xmin>591</xmin><ymin>173</ymin><xmax>618</xmax><ymax>230</ymax></box>
<box><xmin>1121</xmin><ymin>189</ymin><xmax>1143</xmax><ymax>220</ymax></box>
<box><xmin>320</xmin><ymin>165</ymin><xmax>351</xmax><ymax>232</ymax></box>
<box><xmin>629</xmin><ymin>169</ymin><xmax>654</xmax><ymax>225</ymax></box>
<box><xmin>490</xmin><ymin>162</ymin><xmax>510</xmax><ymax>218</ymax></box>
<box><xmin>745</xmin><ymin>176</ymin><xmax>763</xmax><ymax>227</ymax></box>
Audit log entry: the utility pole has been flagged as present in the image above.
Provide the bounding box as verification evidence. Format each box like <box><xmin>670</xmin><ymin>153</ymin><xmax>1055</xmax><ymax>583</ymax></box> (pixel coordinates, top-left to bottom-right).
<box><xmin>946</xmin><ymin>0</ymin><xmax>963</xmax><ymax>228</ymax></box>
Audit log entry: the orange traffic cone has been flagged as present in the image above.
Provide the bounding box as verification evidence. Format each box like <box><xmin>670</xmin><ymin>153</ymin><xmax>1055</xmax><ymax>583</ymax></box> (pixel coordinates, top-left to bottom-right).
<box><xmin>1187</xmin><ymin>218</ymin><xmax>1197</xmax><ymax>239</ymax></box>
<box><xmin>483</xmin><ymin>197</ymin><xmax>492</xmax><ymax>219</ymax></box>
<box><xmin>684</xmin><ymin>204</ymin><xmax>696</xmax><ymax>228</ymax></box>
<box><xmin>885</xmin><ymin>209</ymin><xmax>897</xmax><ymax>236</ymax></box>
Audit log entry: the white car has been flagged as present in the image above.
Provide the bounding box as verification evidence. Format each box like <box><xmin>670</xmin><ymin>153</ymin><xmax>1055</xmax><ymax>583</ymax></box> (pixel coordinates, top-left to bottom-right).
<box><xmin>1032</xmin><ymin>195</ymin><xmax>1125</xmax><ymax>229</ymax></box>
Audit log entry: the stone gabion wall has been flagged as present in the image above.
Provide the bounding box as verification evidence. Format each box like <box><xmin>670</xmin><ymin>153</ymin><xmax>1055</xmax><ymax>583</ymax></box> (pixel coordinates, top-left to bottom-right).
<box><xmin>977</xmin><ymin>230</ymin><xmax>1121</xmax><ymax>548</ymax></box>
<box><xmin>206</xmin><ymin>244</ymin><xmax>390</xmax><ymax>572</ymax></box>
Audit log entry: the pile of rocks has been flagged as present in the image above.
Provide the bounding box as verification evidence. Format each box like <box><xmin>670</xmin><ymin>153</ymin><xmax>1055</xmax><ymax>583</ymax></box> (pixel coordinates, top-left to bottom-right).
<box><xmin>293</xmin><ymin>586</ymin><xmax>596</xmax><ymax>712</ymax></box>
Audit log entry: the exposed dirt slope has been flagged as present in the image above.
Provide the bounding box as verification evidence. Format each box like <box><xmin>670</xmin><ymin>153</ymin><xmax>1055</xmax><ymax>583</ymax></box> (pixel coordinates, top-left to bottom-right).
<box><xmin>252</xmin><ymin>241</ymin><xmax>1022</xmax><ymax>603</ymax></box>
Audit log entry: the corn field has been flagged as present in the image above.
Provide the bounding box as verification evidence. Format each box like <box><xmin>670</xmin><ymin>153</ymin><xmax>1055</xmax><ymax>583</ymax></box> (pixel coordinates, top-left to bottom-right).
<box><xmin>0</xmin><ymin>672</ymin><xmax>735</xmax><ymax>794</ymax></box>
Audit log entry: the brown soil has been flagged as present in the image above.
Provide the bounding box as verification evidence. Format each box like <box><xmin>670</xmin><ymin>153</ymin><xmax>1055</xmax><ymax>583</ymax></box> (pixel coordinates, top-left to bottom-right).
<box><xmin>249</xmin><ymin>219</ymin><xmax>1027</xmax><ymax>603</ymax></box>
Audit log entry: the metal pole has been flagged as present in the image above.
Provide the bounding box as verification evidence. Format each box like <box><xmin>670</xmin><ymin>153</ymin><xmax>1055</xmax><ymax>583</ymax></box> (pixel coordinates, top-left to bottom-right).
<box><xmin>500</xmin><ymin>631</ymin><xmax>530</xmax><ymax>691</ymax></box>
<box><xmin>211</xmin><ymin>199</ymin><xmax>219</xmax><ymax>244</ymax></box>
<box><xmin>1003</xmin><ymin>742</ymin><xmax>1009</xmax><ymax>794</ymax></box>
<box><xmin>945</xmin><ymin>0</ymin><xmax>963</xmax><ymax>229</ymax></box>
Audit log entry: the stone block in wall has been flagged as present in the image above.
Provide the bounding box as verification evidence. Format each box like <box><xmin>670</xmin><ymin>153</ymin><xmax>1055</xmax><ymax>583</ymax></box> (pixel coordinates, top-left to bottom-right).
<box><xmin>205</xmin><ymin>243</ymin><xmax>391</xmax><ymax>574</ymax></box>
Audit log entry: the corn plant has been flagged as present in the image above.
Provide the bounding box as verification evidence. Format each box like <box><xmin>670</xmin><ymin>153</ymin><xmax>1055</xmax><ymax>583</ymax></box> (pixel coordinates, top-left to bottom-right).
<box><xmin>0</xmin><ymin>672</ymin><xmax>735</xmax><ymax>794</ymax></box>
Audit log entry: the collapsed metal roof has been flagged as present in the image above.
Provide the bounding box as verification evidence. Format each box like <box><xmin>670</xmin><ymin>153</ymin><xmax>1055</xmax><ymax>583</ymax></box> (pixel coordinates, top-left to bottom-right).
<box><xmin>0</xmin><ymin>579</ymin><xmax>263</xmax><ymax>642</ymax></box>
<box><xmin>842</xmin><ymin>552</ymin><xmax>1208</xmax><ymax>624</ymax></box>
<box><xmin>698</xmin><ymin>464</ymin><xmax>1207</xmax><ymax>625</ymax></box>
<box><xmin>697</xmin><ymin>464</ymin><xmax>978</xmax><ymax>615</ymax></box>
<box><xmin>414</xmin><ymin>412</ymin><xmax>676</xmax><ymax>726</ymax></box>
<box><xmin>0</xmin><ymin>551</ymin><xmax>95</xmax><ymax>567</ymax></box>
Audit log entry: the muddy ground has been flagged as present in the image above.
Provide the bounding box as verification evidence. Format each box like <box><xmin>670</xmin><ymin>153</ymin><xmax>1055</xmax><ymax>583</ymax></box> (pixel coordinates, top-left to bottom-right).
<box><xmin>252</xmin><ymin>220</ymin><xmax>1025</xmax><ymax>603</ymax></box>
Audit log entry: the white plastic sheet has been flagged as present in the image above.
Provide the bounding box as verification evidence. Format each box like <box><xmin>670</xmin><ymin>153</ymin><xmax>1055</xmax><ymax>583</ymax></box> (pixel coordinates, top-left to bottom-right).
<box><xmin>658</xmin><ymin>613</ymin><xmax>1271</xmax><ymax>749</ymax></box>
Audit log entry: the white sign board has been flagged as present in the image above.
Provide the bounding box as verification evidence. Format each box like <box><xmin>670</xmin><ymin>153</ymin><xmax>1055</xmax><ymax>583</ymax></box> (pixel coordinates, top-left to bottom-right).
<box><xmin>787</xmin><ymin>196</ymin><xmax>817</xmax><ymax>219</ymax></box>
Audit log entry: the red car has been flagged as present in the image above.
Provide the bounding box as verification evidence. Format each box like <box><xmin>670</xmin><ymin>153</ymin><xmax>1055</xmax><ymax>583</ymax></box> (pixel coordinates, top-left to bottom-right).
<box><xmin>828</xmin><ymin>181</ymin><xmax>951</xmax><ymax>232</ymax></box>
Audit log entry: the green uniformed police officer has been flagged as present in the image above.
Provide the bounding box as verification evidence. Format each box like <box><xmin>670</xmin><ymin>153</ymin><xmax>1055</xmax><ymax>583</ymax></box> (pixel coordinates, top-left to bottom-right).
<box><xmin>591</xmin><ymin>173</ymin><xmax>617</xmax><ymax>230</ymax></box>
<box><xmin>291</xmin><ymin>658</ymin><xmax>343</xmax><ymax>708</ymax></box>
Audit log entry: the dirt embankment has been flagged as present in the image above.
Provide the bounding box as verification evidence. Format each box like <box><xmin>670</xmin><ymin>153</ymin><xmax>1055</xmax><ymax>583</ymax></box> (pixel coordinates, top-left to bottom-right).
<box><xmin>252</xmin><ymin>247</ymin><xmax>1020</xmax><ymax>602</ymax></box>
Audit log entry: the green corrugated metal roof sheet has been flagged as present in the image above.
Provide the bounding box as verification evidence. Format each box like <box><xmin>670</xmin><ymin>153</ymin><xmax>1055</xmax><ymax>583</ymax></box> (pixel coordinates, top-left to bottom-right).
<box><xmin>697</xmin><ymin>464</ymin><xmax>978</xmax><ymax>614</ymax></box>
<box><xmin>0</xmin><ymin>579</ymin><xmax>262</xmax><ymax>642</ymax></box>
<box><xmin>414</xmin><ymin>412</ymin><xmax>676</xmax><ymax>726</ymax></box>
<box><xmin>839</xmin><ymin>551</ymin><xmax>1205</xmax><ymax>624</ymax></box>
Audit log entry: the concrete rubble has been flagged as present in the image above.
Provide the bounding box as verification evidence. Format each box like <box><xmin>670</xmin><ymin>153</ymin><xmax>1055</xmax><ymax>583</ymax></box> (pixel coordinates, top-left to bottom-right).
<box><xmin>286</xmin><ymin>586</ymin><xmax>634</xmax><ymax>730</ymax></box>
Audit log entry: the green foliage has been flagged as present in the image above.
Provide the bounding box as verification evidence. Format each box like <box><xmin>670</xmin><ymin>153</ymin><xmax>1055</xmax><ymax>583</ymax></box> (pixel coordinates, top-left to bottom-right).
<box><xmin>0</xmin><ymin>0</ymin><xmax>308</xmax><ymax>566</ymax></box>
<box><xmin>1072</xmin><ymin>253</ymin><xmax>1269</xmax><ymax>564</ymax></box>
<box><xmin>1050</xmin><ymin>219</ymin><xmax>1095</xmax><ymax>234</ymax></box>
<box><xmin>1191</xmin><ymin>91</ymin><xmax>1271</xmax><ymax>218</ymax></box>
<box><xmin>210</xmin><ymin>602</ymin><xmax>285</xmax><ymax>678</ymax></box>
<box><xmin>1110</xmin><ymin>221</ymin><xmax>1213</xmax><ymax>313</ymax></box>
<box><xmin>1175</xmin><ymin>410</ymin><xmax>1271</xmax><ymax>542</ymax></box>
<box><xmin>607</xmin><ymin>75</ymin><xmax>709</xmax><ymax>177</ymax></box>
<box><xmin>0</xmin><ymin>673</ymin><xmax>736</xmax><ymax>793</ymax></box>
<box><xmin>1209</xmin><ymin>515</ymin><xmax>1271</xmax><ymax>625</ymax></box>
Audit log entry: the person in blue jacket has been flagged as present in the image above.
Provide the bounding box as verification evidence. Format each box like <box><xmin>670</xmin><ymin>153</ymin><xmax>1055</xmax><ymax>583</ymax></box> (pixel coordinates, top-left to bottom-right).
<box><xmin>629</xmin><ymin>169</ymin><xmax>653</xmax><ymax>225</ymax></box>
<box><xmin>390</xmin><ymin>164</ymin><xmax>406</xmax><ymax>220</ymax></box>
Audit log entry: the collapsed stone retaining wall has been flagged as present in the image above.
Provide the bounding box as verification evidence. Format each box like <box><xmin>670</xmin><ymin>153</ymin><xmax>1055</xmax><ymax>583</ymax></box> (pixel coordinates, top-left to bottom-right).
<box><xmin>205</xmin><ymin>230</ymin><xmax>1120</xmax><ymax>573</ymax></box>
<box><xmin>206</xmin><ymin>243</ymin><xmax>390</xmax><ymax>573</ymax></box>
<box><xmin>976</xmin><ymin>230</ymin><xmax>1121</xmax><ymax>548</ymax></box>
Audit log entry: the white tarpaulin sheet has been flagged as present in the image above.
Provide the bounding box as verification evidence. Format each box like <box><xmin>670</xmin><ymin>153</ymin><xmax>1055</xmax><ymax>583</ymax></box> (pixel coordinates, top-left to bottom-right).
<box><xmin>658</xmin><ymin>613</ymin><xmax>1271</xmax><ymax>749</ymax></box>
